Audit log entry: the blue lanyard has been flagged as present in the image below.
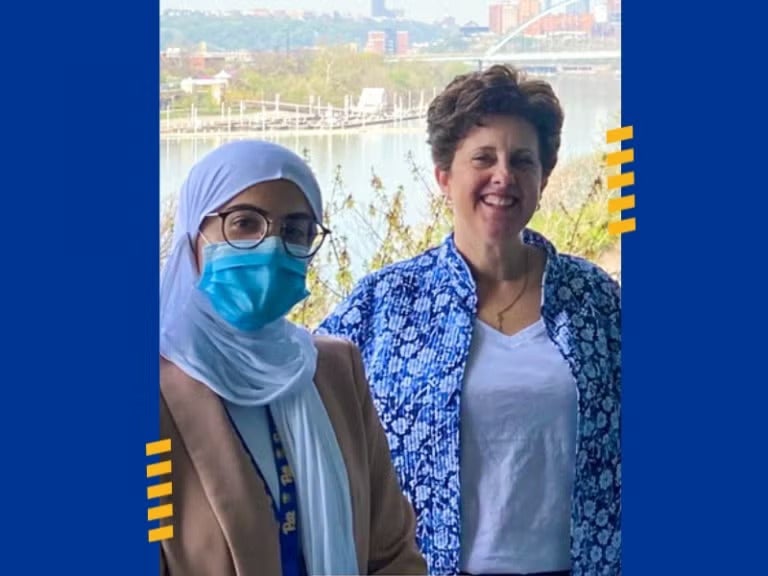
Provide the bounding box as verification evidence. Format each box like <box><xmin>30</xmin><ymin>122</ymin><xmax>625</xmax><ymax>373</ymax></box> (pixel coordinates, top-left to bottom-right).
<box><xmin>226</xmin><ymin>407</ymin><xmax>302</xmax><ymax>576</ymax></box>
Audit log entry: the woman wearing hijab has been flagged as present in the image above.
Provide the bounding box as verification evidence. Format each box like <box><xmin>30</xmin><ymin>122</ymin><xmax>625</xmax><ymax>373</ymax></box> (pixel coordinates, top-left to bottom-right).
<box><xmin>158</xmin><ymin>140</ymin><xmax>427</xmax><ymax>576</ymax></box>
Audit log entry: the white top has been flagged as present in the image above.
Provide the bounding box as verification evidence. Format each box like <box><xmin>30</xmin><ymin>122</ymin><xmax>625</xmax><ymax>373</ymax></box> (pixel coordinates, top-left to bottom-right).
<box><xmin>459</xmin><ymin>318</ymin><xmax>578</xmax><ymax>574</ymax></box>
<box><xmin>225</xmin><ymin>402</ymin><xmax>310</xmax><ymax>559</ymax></box>
<box><xmin>224</xmin><ymin>403</ymin><xmax>280</xmax><ymax>501</ymax></box>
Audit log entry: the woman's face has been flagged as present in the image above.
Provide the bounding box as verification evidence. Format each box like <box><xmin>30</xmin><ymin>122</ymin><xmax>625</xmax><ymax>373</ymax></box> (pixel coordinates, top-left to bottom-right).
<box><xmin>194</xmin><ymin>179</ymin><xmax>312</xmax><ymax>271</ymax></box>
<box><xmin>436</xmin><ymin>114</ymin><xmax>546</xmax><ymax>246</ymax></box>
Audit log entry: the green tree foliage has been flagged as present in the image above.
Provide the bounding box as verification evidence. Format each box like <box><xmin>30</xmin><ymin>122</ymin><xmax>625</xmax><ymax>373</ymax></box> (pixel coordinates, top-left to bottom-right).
<box><xmin>220</xmin><ymin>49</ymin><xmax>471</xmax><ymax>108</ymax></box>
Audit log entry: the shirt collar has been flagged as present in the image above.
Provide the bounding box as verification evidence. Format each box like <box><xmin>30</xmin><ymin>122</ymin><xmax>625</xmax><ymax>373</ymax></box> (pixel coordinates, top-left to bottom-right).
<box><xmin>436</xmin><ymin>228</ymin><xmax>563</xmax><ymax>312</ymax></box>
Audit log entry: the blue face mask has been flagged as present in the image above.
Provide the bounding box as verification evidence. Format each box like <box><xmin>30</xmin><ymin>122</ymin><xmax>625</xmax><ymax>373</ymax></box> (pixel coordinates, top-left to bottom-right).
<box><xmin>196</xmin><ymin>236</ymin><xmax>310</xmax><ymax>331</ymax></box>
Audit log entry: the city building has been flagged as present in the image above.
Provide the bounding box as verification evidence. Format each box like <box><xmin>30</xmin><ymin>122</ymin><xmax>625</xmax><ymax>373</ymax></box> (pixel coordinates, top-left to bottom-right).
<box><xmin>365</xmin><ymin>30</ymin><xmax>387</xmax><ymax>54</ymax></box>
<box><xmin>179</xmin><ymin>71</ymin><xmax>230</xmax><ymax>104</ymax></box>
<box><xmin>525</xmin><ymin>12</ymin><xmax>595</xmax><ymax>35</ymax></box>
<box><xmin>566</xmin><ymin>0</ymin><xmax>591</xmax><ymax>15</ymax></box>
<box><xmin>489</xmin><ymin>2</ymin><xmax>520</xmax><ymax>35</ymax></box>
<box><xmin>518</xmin><ymin>0</ymin><xmax>541</xmax><ymax>23</ymax></box>
<box><xmin>396</xmin><ymin>30</ymin><xmax>410</xmax><ymax>54</ymax></box>
<box><xmin>365</xmin><ymin>29</ymin><xmax>408</xmax><ymax>55</ymax></box>
<box><xmin>371</xmin><ymin>0</ymin><xmax>391</xmax><ymax>18</ymax></box>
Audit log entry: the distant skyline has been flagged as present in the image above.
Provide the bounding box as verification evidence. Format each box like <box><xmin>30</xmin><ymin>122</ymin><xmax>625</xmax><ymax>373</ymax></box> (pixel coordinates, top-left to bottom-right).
<box><xmin>160</xmin><ymin>0</ymin><xmax>490</xmax><ymax>26</ymax></box>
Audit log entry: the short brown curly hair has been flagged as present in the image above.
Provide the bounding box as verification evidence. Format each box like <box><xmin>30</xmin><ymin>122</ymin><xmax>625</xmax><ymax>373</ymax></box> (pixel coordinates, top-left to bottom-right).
<box><xmin>427</xmin><ymin>64</ymin><xmax>564</xmax><ymax>179</ymax></box>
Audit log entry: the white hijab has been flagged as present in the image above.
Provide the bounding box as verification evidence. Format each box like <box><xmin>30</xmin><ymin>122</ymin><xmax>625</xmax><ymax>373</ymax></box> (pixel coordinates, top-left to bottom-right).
<box><xmin>160</xmin><ymin>140</ymin><xmax>358</xmax><ymax>575</ymax></box>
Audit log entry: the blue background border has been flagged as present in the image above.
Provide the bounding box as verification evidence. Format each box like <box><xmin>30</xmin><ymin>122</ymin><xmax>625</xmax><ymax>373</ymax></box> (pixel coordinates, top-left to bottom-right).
<box><xmin>2</xmin><ymin>1</ymin><xmax>766</xmax><ymax>574</ymax></box>
<box><xmin>623</xmin><ymin>1</ymin><xmax>766</xmax><ymax>574</ymax></box>
<box><xmin>2</xmin><ymin>2</ymin><xmax>159</xmax><ymax>574</ymax></box>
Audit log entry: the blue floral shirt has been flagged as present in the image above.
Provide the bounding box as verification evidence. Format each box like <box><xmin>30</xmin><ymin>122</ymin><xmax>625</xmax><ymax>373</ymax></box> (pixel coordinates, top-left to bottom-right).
<box><xmin>317</xmin><ymin>229</ymin><xmax>621</xmax><ymax>576</ymax></box>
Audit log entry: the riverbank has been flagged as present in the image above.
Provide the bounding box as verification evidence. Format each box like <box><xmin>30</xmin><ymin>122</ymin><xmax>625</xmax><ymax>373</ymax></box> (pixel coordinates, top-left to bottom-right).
<box><xmin>160</xmin><ymin>109</ymin><xmax>429</xmax><ymax>139</ymax></box>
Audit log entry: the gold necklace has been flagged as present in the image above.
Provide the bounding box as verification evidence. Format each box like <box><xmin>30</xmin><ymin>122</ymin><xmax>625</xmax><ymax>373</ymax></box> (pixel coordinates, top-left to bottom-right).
<box><xmin>495</xmin><ymin>249</ymin><xmax>530</xmax><ymax>331</ymax></box>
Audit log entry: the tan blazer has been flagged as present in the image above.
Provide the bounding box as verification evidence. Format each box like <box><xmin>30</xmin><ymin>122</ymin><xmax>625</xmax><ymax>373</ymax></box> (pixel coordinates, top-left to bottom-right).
<box><xmin>158</xmin><ymin>335</ymin><xmax>427</xmax><ymax>576</ymax></box>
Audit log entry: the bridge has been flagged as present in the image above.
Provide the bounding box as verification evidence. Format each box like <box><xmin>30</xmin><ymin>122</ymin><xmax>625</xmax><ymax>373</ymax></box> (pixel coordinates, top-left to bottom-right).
<box><xmin>391</xmin><ymin>50</ymin><xmax>619</xmax><ymax>66</ymax></box>
<box><xmin>387</xmin><ymin>0</ymin><xmax>620</xmax><ymax>69</ymax></box>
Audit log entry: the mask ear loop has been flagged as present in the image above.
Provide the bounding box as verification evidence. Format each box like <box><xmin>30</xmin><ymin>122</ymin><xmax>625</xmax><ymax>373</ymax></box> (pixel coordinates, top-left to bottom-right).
<box><xmin>193</xmin><ymin>211</ymin><xmax>214</xmax><ymax>251</ymax></box>
<box><xmin>189</xmin><ymin>228</ymin><xmax>213</xmax><ymax>277</ymax></box>
<box><xmin>188</xmin><ymin>231</ymin><xmax>210</xmax><ymax>253</ymax></box>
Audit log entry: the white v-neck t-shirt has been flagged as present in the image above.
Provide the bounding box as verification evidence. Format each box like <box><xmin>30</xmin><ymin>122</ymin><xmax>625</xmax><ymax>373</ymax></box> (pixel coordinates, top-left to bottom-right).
<box><xmin>459</xmin><ymin>318</ymin><xmax>578</xmax><ymax>574</ymax></box>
